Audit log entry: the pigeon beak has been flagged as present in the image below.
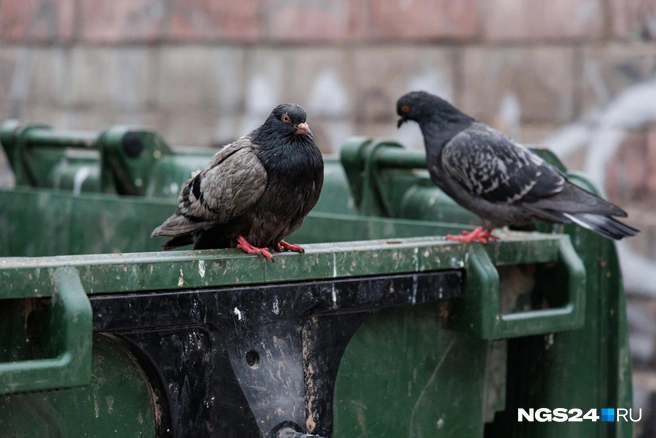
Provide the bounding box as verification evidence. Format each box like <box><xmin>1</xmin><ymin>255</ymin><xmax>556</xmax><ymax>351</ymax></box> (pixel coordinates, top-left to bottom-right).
<box><xmin>397</xmin><ymin>115</ymin><xmax>407</xmax><ymax>128</ymax></box>
<box><xmin>295</xmin><ymin>122</ymin><xmax>313</xmax><ymax>138</ymax></box>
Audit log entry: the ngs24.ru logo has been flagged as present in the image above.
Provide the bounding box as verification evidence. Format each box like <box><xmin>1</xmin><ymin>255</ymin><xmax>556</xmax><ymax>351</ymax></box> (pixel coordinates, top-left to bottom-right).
<box><xmin>518</xmin><ymin>408</ymin><xmax>641</xmax><ymax>423</ymax></box>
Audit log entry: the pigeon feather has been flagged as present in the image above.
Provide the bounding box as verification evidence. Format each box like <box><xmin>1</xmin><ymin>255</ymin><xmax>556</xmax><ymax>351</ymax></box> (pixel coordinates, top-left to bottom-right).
<box><xmin>152</xmin><ymin>137</ymin><xmax>267</xmax><ymax>238</ymax></box>
<box><xmin>442</xmin><ymin>124</ymin><xmax>565</xmax><ymax>204</ymax></box>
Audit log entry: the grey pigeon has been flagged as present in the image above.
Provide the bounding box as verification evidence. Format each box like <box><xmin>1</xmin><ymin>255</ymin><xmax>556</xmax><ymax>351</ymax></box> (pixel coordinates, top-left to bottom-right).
<box><xmin>396</xmin><ymin>91</ymin><xmax>638</xmax><ymax>243</ymax></box>
<box><xmin>152</xmin><ymin>103</ymin><xmax>324</xmax><ymax>260</ymax></box>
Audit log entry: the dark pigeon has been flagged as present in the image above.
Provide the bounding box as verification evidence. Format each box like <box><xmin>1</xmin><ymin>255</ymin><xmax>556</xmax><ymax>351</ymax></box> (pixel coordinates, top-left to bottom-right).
<box><xmin>396</xmin><ymin>90</ymin><xmax>638</xmax><ymax>243</ymax></box>
<box><xmin>152</xmin><ymin>103</ymin><xmax>324</xmax><ymax>260</ymax></box>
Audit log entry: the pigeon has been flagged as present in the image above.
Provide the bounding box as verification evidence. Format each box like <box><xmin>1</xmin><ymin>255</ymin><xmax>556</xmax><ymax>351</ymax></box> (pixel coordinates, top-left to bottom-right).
<box><xmin>396</xmin><ymin>91</ymin><xmax>639</xmax><ymax>243</ymax></box>
<box><xmin>152</xmin><ymin>103</ymin><xmax>324</xmax><ymax>260</ymax></box>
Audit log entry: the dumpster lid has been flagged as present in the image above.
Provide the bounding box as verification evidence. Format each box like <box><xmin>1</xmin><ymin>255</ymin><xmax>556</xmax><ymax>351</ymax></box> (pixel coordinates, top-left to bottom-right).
<box><xmin>0</xmin><ymin>233</ymin><xmax>566</xmax><ymax>297</ymax></box>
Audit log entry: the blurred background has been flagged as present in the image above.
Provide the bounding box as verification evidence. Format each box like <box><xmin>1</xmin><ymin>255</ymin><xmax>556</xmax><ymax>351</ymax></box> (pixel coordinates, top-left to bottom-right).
<box><xmin>1</xmin><ymin>0</ymin><xmax>656</xmax><ymax>434</ymax></box>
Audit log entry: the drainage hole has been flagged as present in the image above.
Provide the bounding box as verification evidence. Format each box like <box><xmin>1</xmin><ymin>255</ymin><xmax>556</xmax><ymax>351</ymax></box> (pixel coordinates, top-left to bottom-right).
<box><xmin>246</xmin><ymin>350</ymin><xmax>260</xmax><ymax>368</ymax></box>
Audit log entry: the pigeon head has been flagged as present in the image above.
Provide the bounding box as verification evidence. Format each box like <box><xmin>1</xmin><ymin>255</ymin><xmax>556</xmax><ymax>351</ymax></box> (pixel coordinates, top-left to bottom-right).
<box><xmin>259</xmin><ymin>103</ymin><xmax>313</xmax><ymax>141</ymax></box>
<box><xmin>396</xmin><ymin>91</ymin><xmax>470</xmax><ymax>128</ymax></box>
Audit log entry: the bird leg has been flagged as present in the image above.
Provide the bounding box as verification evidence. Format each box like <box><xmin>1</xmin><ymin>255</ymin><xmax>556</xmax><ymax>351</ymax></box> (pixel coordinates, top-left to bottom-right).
<box><xmin>236</xmin><ymin>235</ymin><xmax>274</xmax><ymax>261</ymax></box>
<box><xmin>275</xmin><ymin>240</ymin><xmax>305</xmax><ymax>253</ymax></box>
<box><xmin>446</xmin><ymin>227</ymin><xmax>499</xmax><ymax>244</ymax></box>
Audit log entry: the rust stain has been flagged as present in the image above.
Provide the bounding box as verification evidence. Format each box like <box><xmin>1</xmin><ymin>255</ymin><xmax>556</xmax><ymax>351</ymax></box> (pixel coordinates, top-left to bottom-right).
<box><xmin>439</xmin><ymin>302</ymin><xmax>450</xmax><ymax>319</ymax></box>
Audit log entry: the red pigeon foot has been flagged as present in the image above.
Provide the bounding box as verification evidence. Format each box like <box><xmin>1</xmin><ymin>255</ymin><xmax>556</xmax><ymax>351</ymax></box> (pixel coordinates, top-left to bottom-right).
<box><xmin>236</xmin><ymin>235</ymin><xmax>273</xmax><ymax>261</ymax></box>
<box><xmin>446</xmin><ymin>226</ymin><xmax>498</xmax><ymax>244</ymax></box>
<box><xmin>275</xmin><ymin>240</ymin><xmax>305</xmax><ymax>253</ymax></box>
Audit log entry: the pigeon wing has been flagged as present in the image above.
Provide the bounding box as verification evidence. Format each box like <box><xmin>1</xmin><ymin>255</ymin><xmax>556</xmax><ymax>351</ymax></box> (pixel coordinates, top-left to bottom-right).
<box><xmin>177</xmin><ymin>136</ymin><xmax>268</xmax><ymax>224</ymax></box>
<box><xmin>153</xmin><ymin>135</ymin><xmax>267</xmax><ymax>240</ymax></box>
<box><xmin>441</xmin><ymin>125</ymin><xmax>565</xmax><ymax>205</ymax></box>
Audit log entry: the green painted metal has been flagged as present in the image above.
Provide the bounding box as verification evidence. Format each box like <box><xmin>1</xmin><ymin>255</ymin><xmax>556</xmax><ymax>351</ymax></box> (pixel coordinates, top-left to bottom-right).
<box><xmin>0</xmin><ymin>227</ymin><xmax>573</xmax><ymax>298</ymax></box>
<box><xmin>335</xmin><ymin>138</ymin><xmax>632</xmax><ymax>438</ymax></box>
<box><xmin>0</xmin><ymin>126</ymin><xmax>632</xmax><ymax>437</ymax></box>
<box><xmin>1</xmin><ymin>121</ymin><xmax>172</xmax><ymax>196</ymax></box>
<box><xmin>341</xmin><ymin>137</ymin><xmax>480</xmax><ymax>224</ymax></box>
<box><xmin>490</xmin><ymin>173</ymin><xmax>633</xmax><ymax>438</ymax></box>
<box><xmin>0</xmin><ymin>185</ymin><xmax>461</xmax><ymax>258</ymax></box>
<box><xmin>0</xmin><ymin>334</ymin><xmax>158</xmax><ymax>437</ymax></box>
<box><xmin>0</xmin><ymin>267</ymin><xmax>92</xmax><ymax>394</ymax></box>
<box><xmin>0</xmin><ymin>121</ymin><xmax>358</xmax><ymax>217</ymax></box>
<box><xmin>451</xmin><ymin>238</ymin><xmax>586</xmax><ymax>340</ymax></box>
<box><xmin>333</xmin><ymin>234</ymin><xmax>631</xmax><ymax>438</ymax></box>
<box><xmin>334</xmin><ymin>305</ymin><xmax>489</xmax><ymax>437</ymax></box>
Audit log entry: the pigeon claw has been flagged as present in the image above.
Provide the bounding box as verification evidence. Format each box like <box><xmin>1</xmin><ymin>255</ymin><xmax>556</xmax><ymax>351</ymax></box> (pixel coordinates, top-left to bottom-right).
<box><xmin>275</xmin><ymin>240</ymin><xmax>305</xmax><ymax>253</ymax></box>
<box><xmin>236</xmin><ymin>235</ymin><xmax>274</xmax><ymax>262</ymax></box>
<box><xmin>445</xmin><ymin>227</ymin><xmax>498</xmax><ymax>244</ymax></box>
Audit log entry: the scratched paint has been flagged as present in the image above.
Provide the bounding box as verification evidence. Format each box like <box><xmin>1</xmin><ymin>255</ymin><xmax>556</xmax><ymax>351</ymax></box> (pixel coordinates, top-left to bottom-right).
<box><xmin>198</xmin><ymin>260</ymin><xmax>205</xmax><ymax>278</ymax></box>
<box><xmin>178</xmin><ymin>267</ymin><xmax>184</xmax><ymax>287</ymax></box>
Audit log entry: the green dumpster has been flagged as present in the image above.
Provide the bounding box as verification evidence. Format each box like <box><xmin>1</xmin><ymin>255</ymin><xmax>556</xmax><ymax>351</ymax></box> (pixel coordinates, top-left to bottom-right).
<box><xmin>0</xmin><ymin>122</ymin><xmax>632</xmax><ymax>437</ymax></box>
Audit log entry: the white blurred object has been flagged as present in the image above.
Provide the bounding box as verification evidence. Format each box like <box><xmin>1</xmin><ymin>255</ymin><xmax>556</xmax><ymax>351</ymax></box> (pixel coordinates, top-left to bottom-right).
<box><xmin>544</xmin><ymin>76</ymin><xmax>656</xmax><ymax>297</ymax></box>
<box><xmin>307</xmin><ymin>69</ymin><xmax>349</xmax><ymax>118</ymax></box>
<box><xmin>496</xmin><ymin>92</ymin><xmax>522</xmax><ymax>140</ymax></box>
<box><xmin>396</xmin><ymin>69</ymin><xmax>452</xmax><ymax>150</ymax></box>
<box><xmin>240</xmin><ymin>75</ymin><xmax>279</xmax><ymax>135</ymax></box>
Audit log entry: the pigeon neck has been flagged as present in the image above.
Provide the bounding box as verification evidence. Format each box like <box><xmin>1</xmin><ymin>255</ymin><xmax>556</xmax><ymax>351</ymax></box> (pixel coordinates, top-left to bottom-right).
<box><xmin>419</xmin><ymin>116</ymin><xmax>474</xmax><ymax>154</ymax></box>
<box><xmin>253</xmin><ymin>132</ymin><xmax>322</xmax><ymax>183</ymax></box>
<box><xmin>251</xmin><ymin>123</ymin><xmax>279</xmax><ymax>146</ymax></box>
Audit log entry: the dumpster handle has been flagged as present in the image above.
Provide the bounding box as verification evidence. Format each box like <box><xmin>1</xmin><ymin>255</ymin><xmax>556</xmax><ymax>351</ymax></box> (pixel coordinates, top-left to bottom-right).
<box><xmin>15</xmin><ymin>124</ymin><xmax>52</xmax><ymax>187</ymax></box>
<box><xmin>458</xmin><ymin>238</ymin><xmax>586</xmax><ymax>340</ymax></box>
<box><xmin>0</xmin><ymin>267</ymin><xmax>92</xmax><ymax>394</ymax></box>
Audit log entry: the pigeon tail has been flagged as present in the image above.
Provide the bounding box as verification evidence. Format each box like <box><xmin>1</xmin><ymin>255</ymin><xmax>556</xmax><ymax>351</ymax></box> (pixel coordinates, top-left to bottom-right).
<box><xmin>529</xmin><ymin>182</ymin><xmax>627</xmax><ymax>217</ymax></box>
<box><xmin>161</xmin><ymin>234</ymin><xmax>194</xmax><ymax>250</ymax></box>
<box><xmin>152</xmin><ymin>213</ymin><xmax>204</xmax><ymax>237</ymax></box>
<box><xmin>151</xmin><ymin>214</ymin><xmax>202</xmax><ymax>250</ymax></box>
<box><xmin>563</xmin><ymin>213</ymin><xmax>639</xmax><ymax>240</ymax></box>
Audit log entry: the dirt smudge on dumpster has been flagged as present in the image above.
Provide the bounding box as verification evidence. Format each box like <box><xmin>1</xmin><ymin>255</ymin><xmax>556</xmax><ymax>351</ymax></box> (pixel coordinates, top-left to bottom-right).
<box><xmin>106</xmin><ymin>395</ymin><xmax>114</xmax><ymax>413</ymax></box>
<box><xmin>303</xmin><ymin>315</ymin><xmax>320</xmax><ymax>433</ymax></box>
<box><xmin>147</xmin><ymin>379</ymin><xmax>163</xmax><ymax>426</ymax></box>
<box><xmin>93</xmin><ymin>391</ymin><xmax>100</xmax><ymax>418</ymax></box>
<box><xmin>198</xmin><ymin>260</ymin><xmax>205</xmax><ymax>278</ymax></box>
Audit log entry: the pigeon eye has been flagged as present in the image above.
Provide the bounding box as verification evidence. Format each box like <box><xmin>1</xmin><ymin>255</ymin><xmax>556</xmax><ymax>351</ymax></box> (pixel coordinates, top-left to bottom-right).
<box><xmin>402</xmin><ymin>105</ymin><xmax>410</xmax><ymax>113</ymax></box>
<box><xmin>282</xmin><ymin>114</ymin><xmax>291</xmax><ymax>123</ymax></box>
